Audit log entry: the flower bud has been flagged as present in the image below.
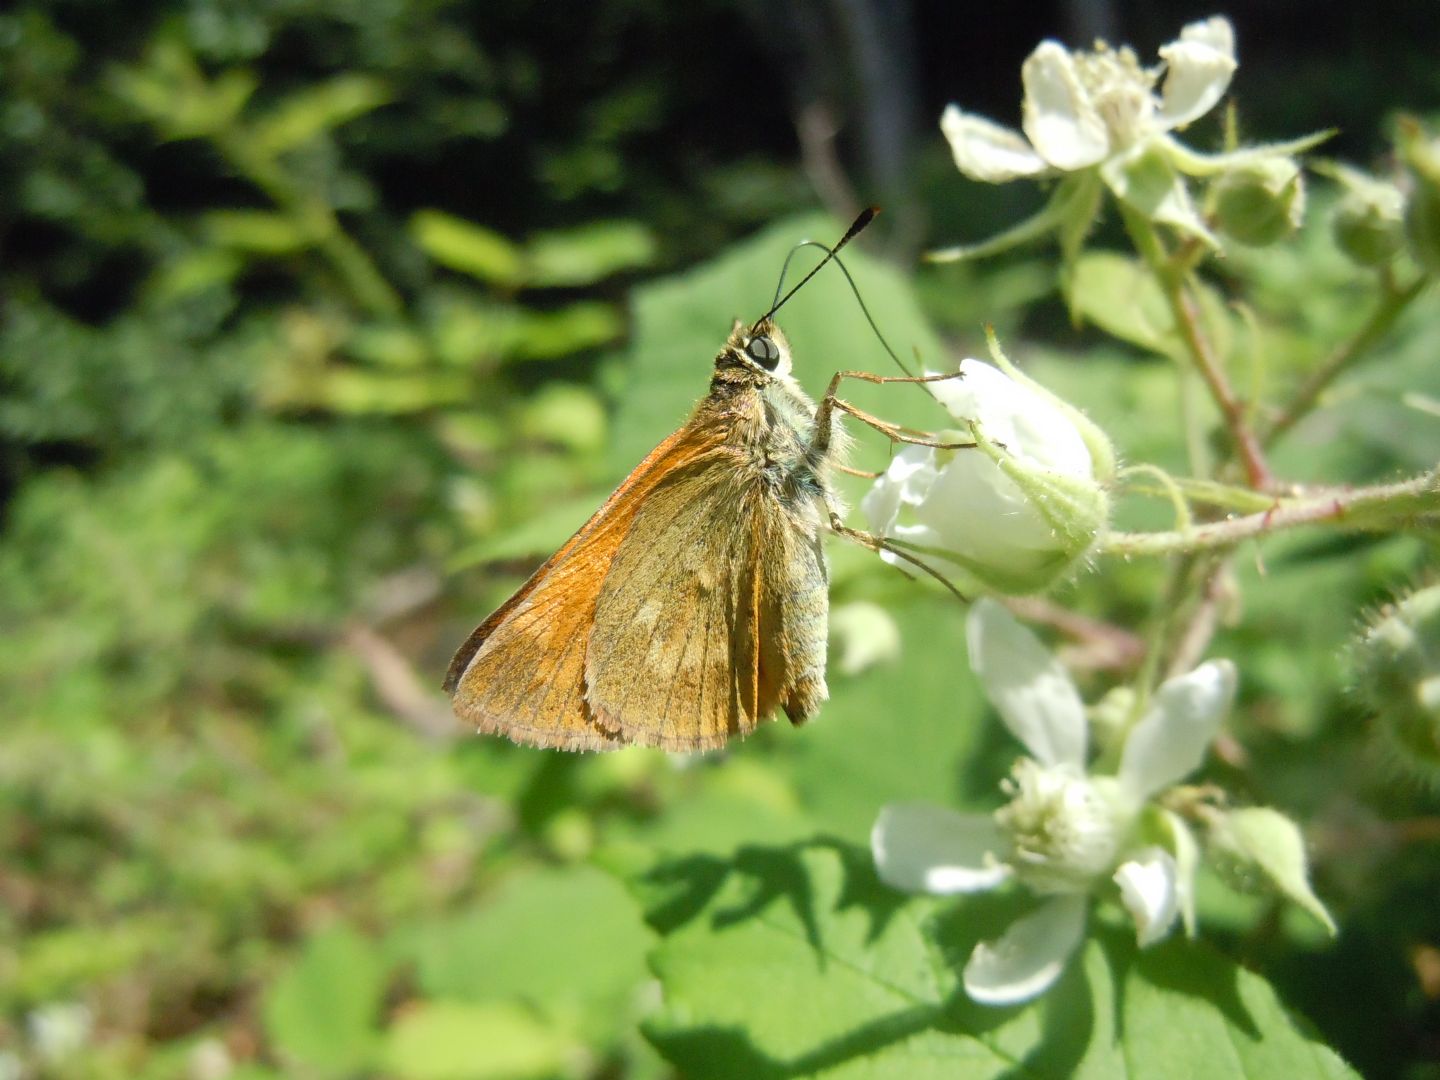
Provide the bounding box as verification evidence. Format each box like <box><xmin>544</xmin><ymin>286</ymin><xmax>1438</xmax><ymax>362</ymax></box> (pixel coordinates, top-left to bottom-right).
<box><xmin>1398</xmin><ymin>117</ymin><xmax>1440</xmax><ymax>274</ymax></box>
<box><xmin>1205</xmin><ymin>806</ymin><xmax>1335</xmax><ymax>934</ymax></box>
<box><xmin>1353</xmin><ymin>584</ymin><xmax>1440</xmax><ymax>787</ymax></box>
<box><xmin>1087</xmin><ymin>685</ymin><xmax>1138</xmax><ymax>759</ymax></box>
<box><xmin>1328</xmin><ymin>164</ymin><xmax>1405</xmax><ymax>266</ymax></box>
<box><xmin>862</xmin><ymin>358</ymin><xmax>1112</xmax><ymax>594</ymax></box>
<box><xmin>1211</xmin><ymin>158</ymin><xmax>1305</xmax><ymax>246</ymax></box>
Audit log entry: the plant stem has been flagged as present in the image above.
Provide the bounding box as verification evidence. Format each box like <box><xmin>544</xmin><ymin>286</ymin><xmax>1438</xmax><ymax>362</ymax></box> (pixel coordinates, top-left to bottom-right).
<box><xmin>1101</xmin><ymin>469</ymin><xmax>1439</xmax><ymax>557</ymax></box>
<box><xmin>1122</xmin><ymin>209</ymin><xmax>1274</xmax><ymax>489</ymax></box>
<box><xmin>1263</xmin><ymin>273</ymin><xmax>1431</xmax><ymax>445</ymax></box>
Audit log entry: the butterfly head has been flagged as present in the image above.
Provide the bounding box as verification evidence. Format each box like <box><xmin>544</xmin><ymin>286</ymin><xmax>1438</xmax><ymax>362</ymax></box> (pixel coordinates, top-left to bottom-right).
<box><xmin>720</xmin><ymin>317</ymin><xmax>794</xmax><ymax>382</ymax></box>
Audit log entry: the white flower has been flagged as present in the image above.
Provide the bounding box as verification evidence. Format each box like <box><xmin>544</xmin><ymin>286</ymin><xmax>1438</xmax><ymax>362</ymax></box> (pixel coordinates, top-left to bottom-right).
<box><xmin>871</xmin><ymin>599</ymin><xmax>1237</xmax><ymax>1005</ymax></box>
<box><xmin>933</xmin><ymin>16</ymin><xmax>1325</xmax><ymax>253</ymax></box>
<box><xmin>861</xmin><ymin>358</ymin><xmax>1111</xmax><ymax>594</ymax></box>
<box><xmin>942</xmin><ymin>17</ymin><xmax>1236</xmax><ymax>184</ymax></box>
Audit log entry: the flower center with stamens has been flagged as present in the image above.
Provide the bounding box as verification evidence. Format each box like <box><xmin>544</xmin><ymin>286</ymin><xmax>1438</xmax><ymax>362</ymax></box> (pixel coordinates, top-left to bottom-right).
<box><xmin>996</xmin><ymin>759</ymin><xmax>1125</xmax><ymax>893</ymax></box>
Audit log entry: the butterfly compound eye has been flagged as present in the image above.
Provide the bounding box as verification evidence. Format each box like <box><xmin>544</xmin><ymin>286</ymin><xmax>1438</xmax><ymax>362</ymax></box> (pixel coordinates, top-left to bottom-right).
<box><xmin>746</xmin><ymin>335</ymin><xmax>781</xmax><ymax>370</ymax></box>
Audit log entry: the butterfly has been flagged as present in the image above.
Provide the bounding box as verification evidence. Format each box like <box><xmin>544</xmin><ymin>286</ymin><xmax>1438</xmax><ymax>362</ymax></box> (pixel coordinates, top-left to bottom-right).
<box><xmin>444</xmin><ymin>210</ymin><xmax>958</xmax><ymax>751</ymax></box>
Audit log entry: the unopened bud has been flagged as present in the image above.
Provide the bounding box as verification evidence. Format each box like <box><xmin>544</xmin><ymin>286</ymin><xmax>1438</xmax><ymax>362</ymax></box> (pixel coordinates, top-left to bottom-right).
<box><xmin>1212</xmin><ymin>159</ymin><xmax>1305</xmax><ymax>246</ymax></box>
<box><xmin>1354</xmin><ymin>584</ymin><xmax>1440</xmax><ymax>787</ymax></box>
<box><xmin>1328</xmin><ymin>164</ymin><xmax>1405</xmax><ymax>266</ymax></box>
<box><xmin>1398</xmin><ymin>117</ymin><xmax>1440</xmax><ymax>274</ymax></box>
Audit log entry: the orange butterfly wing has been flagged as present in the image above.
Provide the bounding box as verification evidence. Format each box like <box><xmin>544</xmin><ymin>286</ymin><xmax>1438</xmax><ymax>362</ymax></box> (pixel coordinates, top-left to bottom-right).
<box><xmin>444</xmin><ymin>426</ymin><xmax>729</xmax><ymax>750</ymax></box>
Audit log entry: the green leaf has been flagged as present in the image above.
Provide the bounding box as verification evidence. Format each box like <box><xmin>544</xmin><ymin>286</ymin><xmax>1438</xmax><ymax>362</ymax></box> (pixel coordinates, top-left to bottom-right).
<box><xmin>525</xmin><ymin>220</ymin><xmax>656</xmax><ymax>286</ymax></box>
<box><xmin>409</xmin><ymin>864</ymin><xmax>653</xmax><ymax>1021</ymax></box>
<box><xmin>262</xmin><ymin>924</ymin><xmax>386</xmax><ymax>1074</ymax></box>
<box><xmin>309</xmin><ymin>369</ymin><xmax>472</xmax><ymax>414</ymax></box>
<box><xmin>646</xmin><ymin>843</ymin><xmax>1358</xmax><ymax>1079</ymax></box>
<box><xmin>1066</xmin><ymin>252</ymin><xmax>1179</xmax><ymax>357</ymax></box>
<box><xmin>204</xmin><ymin>209</ymin><xmax>318</xmax><ymax>253</ymax></box>
<box><xmin>251</xmin><ymin>75</ymin><xmax>391</xmax><ymax>156</ymax></box>
<box><xmin>1066</xmin><ymin>252</ymin><xmax>1234</xmax><ymax>364</ymax></box>
<box><xmin>383</xmin><ymin>1001</ymin><xmax>574</xmax><ymax>1080</ymax></box>
<box><xmin>504</xmin><ymin>302</ymin><xmax>623</xmax><ymax>361</ymax></box>
<box><xmin>517</xmin><ymin>383</ymin><xmax>607</xmax><ymax>453</ymax></box>
<box><xmin>110</xmin><ymin>42</ymin><xmax>257</xmax><ymax>140</ymax></box>
<box><xmin>785</xmin><ymin>596</ymin><xmax>992</xmax><ymax>842</ymax></box>
<box><xmin>412</xmin><ymin>210</ymin><xmax>525</xmax><ymax>287</ymax></box>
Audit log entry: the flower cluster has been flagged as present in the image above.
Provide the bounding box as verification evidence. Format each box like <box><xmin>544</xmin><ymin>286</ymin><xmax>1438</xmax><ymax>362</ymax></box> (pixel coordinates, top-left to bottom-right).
<box><xmin>932</xmin><ymin>15</ymin><xmax>1326</xmax><ymax>258</ymax></box>
<box><xmin>872</xmin><ymin>600</ymin><xmax>1333</xmax><ymax>1005</ymax></box>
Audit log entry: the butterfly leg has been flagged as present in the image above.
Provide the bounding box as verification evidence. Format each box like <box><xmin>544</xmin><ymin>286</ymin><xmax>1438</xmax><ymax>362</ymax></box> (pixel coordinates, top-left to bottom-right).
<box><xmin>812</xmin><ymin>369</ymin><xmax>975</xmax><ymax>454</ymax></box>
<box><xmin>825</xmin><ymin>507</ymin><xmax>970</xmax><ymax>605</ymax></box>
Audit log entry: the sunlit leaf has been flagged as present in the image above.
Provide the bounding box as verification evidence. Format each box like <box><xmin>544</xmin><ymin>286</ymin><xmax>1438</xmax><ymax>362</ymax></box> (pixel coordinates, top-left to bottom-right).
<box><xmin>413</xmin><ymin>210</ymin><xmax>526</xmax><ymax>287</ymax></box>
<box><xmin>262</xmin><ymin>925</ymin><xmax>385</xmax><ymax>1074</ymax></box>
<box><xmin>503</xmin><ymin>302</ymin><xmax>623</xmax><ymax>362</ymax></box>
<box><xmin>204</xmin><ymin>209</ymin><xmax>317</xmax><ymax>253</ymax></box>
<box><xmin>383</xmin><ymin>1001</ymin><xmax>575</xmax><ymax>1080</ymax></box>
<box><xmin>408</xmin><ymin>865</ymin><xmax>653</xmax><ymax>1020</ymax></box>
<box><xmin>1065</xmin><ymin>251</ymin><xmax>1234</xmax><ymax>363</ymax></box>
<box><xmin>525</xmin><ymin>221</ymin><xmax>656</xmax><ymax>286</ymax></box>
<box><xmin>646</xmin><ymin>844</ymin><xmax>1359</xmax><ymax>1079</ymax></box>
<box><xmin>251</xmin><ymin>75</ymin><xmax>391</xmax><ymax>156</ymax></box>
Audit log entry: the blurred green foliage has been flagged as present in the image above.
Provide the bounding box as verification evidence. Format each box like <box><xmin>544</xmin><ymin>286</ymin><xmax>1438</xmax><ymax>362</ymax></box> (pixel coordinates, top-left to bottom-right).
<box><xmin>2</xmin><ymin>1</ymin><xmax>1440</xmax><ymax>1078</ymax></box>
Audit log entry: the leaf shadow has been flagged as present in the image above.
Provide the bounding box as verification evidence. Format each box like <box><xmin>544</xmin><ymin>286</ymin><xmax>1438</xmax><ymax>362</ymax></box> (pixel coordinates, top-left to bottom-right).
<box><xmin>639</xmin><ymin>836</ymin><xmax>910</xmax><ymax>955</ymax></box>
<box><xmin>644</xmin><ymin>838</ymin><xmax>1089</xmax><ymax>1077</ymax></box>
<box><xmin>1110</xmin><ymin>929</ymin><xmax>1261</xmax><ymax>1040</ymax></box>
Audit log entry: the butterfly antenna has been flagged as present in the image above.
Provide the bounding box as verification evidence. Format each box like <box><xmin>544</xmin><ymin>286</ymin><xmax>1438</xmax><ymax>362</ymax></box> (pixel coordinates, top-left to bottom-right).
<box><xmin>752</xmin><ymin>207</ymin><xmax>877</xmax><ymax>330</ymax></box>
<box><xmin>756</xmin><ymin>209</ymin><xmax>915</xmax><ymax>378</ymax></box>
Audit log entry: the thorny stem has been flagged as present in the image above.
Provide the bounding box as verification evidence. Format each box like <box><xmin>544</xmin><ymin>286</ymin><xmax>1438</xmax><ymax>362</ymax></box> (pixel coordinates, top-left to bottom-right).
<box><xmin>1123</xmin><ymin>209</ymin><xmax>1274</xmax><ymax>490</ymax></box>
<box><xmin>1102</xmin><ymin>469</ymin><xmax>1439</xmax><ymax>558</ymax></box>
<box><xmin>1263</xmin><ymin>272</ymin><xmax>1431</xmax><ymax>445</ymax></box>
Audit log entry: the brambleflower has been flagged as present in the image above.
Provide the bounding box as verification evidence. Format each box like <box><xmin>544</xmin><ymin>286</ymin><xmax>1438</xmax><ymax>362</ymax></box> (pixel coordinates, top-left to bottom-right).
<box><xmin>861</xmin><ymin>353</ymin><xmax>1112</xmax><ymax>595</ymax></box>
<box><xmin>932</xmin><ymin>16</ymin><xmax>1326</xmax><ymax>257</ymax></box>
<box><xmin>871</xmin><ymin>600</ymin><xmax>1332</xmax><ymax>1005</ymax></box>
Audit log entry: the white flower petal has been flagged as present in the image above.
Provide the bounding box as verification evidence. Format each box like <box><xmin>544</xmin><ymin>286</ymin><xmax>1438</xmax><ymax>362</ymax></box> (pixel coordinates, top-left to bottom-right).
<box><xmin>1118</xmin><ymin>659</ymin><xmax>1236</xmax><ymax>800</ymax></box>
<box><xmin>1021</xmin><ymin>42</ymin><xmax>1110</xmax><ymax>171</ymax></box>
<box><xmin>1161</xmin><ymin>809</ymin><xmax>1200</xmax><ymax>937</ymax></box>
<box><xmin>963</xmin><ymin>893</ymin><xmax>1089</xmax><ymax>1005</ymax></box>
<box><xmin>1157</xmin><ymin>17</ymin><xmax>1237</xmax><ymax>129</ymax></box>
<box><xmin>967</xmin><ymin>599</ymin><xmax>1087</xmax><ymax>768</ymax></box>
<box><xmin>863</xmin><ymin>445</ymin><xmax>954</xmax><ymax>570</ymax></box>
<box><xmin>927</xmin><ymin>360</ymin><xmax>1092</xmax><ymax>476</ymax></box>
<box><xmin>861</xmin><ymin>444</ymin><xmax>934</xmax><ymax>538</ymax></box>
<box><xmin>872</xmin><ymin>803</ymin><xmax>1012</xmax><ymax>894</ymax></box>
<box><xmin>1114</xmin><ymin>847</ymin><xmax>1180</xmax><ymax>947</ymax></box>
<box><xmin>940</xmin><ymin>105</ymin><xmax>1051</xmax><ymax>183</ymax></box>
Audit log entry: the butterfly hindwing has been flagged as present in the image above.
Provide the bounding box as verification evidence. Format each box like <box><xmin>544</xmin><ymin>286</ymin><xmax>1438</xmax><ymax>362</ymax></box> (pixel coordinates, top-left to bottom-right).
<box><xmin>584</xmin><ymin>453</ymin><xmax>829</xmax><ymax>750</ymax></box>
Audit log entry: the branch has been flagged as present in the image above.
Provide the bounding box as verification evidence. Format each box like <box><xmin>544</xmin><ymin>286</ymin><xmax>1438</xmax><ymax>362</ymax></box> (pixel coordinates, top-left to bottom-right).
<box><xmin>1263</xmin><ymin>273</ymin><xmax>1431</xmax><ymax>444</ymax></box>
<box><xmin>1122</xmin><ymin>208</ymin><xmax>1274</xmax><ymax>489</ymax></box>
<box><xmin>1101</xmin><ymin>469</ymin><xmax>1440</xmax><ymax>558</ymax></box>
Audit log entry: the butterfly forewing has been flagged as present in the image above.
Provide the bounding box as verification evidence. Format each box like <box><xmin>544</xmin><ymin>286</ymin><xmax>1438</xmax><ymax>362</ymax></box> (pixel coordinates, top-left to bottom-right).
<box><xmin>446</xmin><ymin>427</ymin><xmax>724</xmax><ymax>750</ymax></box>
